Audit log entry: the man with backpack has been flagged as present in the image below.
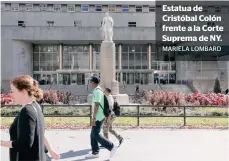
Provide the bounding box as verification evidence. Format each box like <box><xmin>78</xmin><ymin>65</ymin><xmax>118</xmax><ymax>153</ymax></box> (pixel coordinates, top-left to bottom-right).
<box><xmin>86</xmin><ymin>76</ymin><xmax>118</xmax><ymax>159</ymax></box>
<box><xmin>103</xmin><ymin>88</ymin><xmax>124</xmax><ymax>146</ymax></box>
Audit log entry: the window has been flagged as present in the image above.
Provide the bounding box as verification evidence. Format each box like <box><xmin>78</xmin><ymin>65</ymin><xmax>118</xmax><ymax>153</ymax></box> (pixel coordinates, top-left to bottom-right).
<box><xmin>61</xmin><ymin>4</ymin><xmax>67</xmax><ymax>12</ymax></box>
<box><xmin>47</xmin><ymin>4</ymin><xmax>54</xmax><ymax>12</ymax></box>
<box><xmin>74</xmin><ymin>20</ymin><xmax>82</xmax><ymax>26</ymax></box>
<box><xmin>122</xmin><ymin>45</ymin><xmax>149</xmax><ymax>71</ymax></box>
<box><xmin>115</xmin><ymin>46</ymin><xmax>119</xmax><ymax>69</ymax></box>
<box><xmin>122</xmin><ymin>5</ymin><xmax>129</xmax><ymax>12</ymax></box>
<box><xmin>19</xmin><ymin>4</ymin><xmax>26</xmax><ymax>11</ymax></box>
<box><xmin>95</xmin><ymin>5</ymin><xmax>102</xmax><ymax>12</ymax></box>
<box><xmin>143</xmin><ymin>5</ymin><xmax>149</xmax><ymax>12</ymax></box>
<box><xmin>47</xmin><ymin>21</ymin><xmax>54</xmax><ymax>26</ymax></box>
<box><xmin>122</xmin><ymin>53</ymin><xmax>128</xmax><ymax>69</ymax></box>
<box><xmin>116</xmin><ymin>5</ymin><xmax>122</xmax><ymax>12</ymax></box>
<box><xmin>63</xmin><ymin>45</ymin><xmax>89</xmax><ymax>70</ymax></box>
<box><xmin>5</xmin><ymin>3</ymin><xmax>11</xmax><ymax>11</ymax></box>
<box><xmin>129</xmin><ymin>5</ymin><xmax>136</xmax><ymax>12</ymax></box>
<box><xmin>102</xmin><ymin>5</ymin><xmax>108</xmax><ymax>12</ymax></box>
<box><xmin>40</xmin><ymin>4</ymin><xmax>47</xmax><ymax>11</ymax></box>
<box><xmin>149</xmin><ymin>6</ymin><xmax>155</xmax><ymax>12</ymax></box>
<box><xmin>25</xmin><ymin>4</ymin><xmax>33</xmax><ymax>11</ymax></box>
<box><xmin>11</xmin><ymin>3</ymin><xmax>19</xmax><ymax>11</ymax></box>
<box><xmin>108</xmin><ymin>5</ymin><xmax>116</xmax><ymax>12</ymax></box>
<box><xmin>81</xmin><ymin>5</ymin><xmax>89</xmax><ymax>12</ymax></box>
<box><xmin>136</xmin><ymin>6</ymin><xmax>142</xmax><ymax>12</ymax></box>
<box><xmin>89</xmin><ymin>5</ymin><xmax>94</xmax><ymax>12</ymax></box>
<box><xmin>215</xmin><ymin>6</ymin><xmax>221</xmax><ymax>12</ymax></box>
<box><xmin>54</xmin><ymin>4</ymin><xmax>61</xmax><ymax>12</ymax></box>
<box><xmin>33</xmin><ymin>4</ymin><xmax>40</xmax><ymax>11</ymax></box>
<box><xmin>18</xmin><ymin>21</ymin><xmax>26</xmax><ymax>27</ymax></box>
<box><xmin>75</xmin><ymin>5</ymin><xmax>81</xmax><ymax>12</ymax></box>
<box><xmin>67</xmin><ymin>4</ymin><xmax>75</xmax><ymax>12</ymax></box>
<box><xmin>128</xmin><ymin>22</ymin><xmax>136</xmax><ymax>27</ymax></box>
<box><xmin>33</xmin><ymin>45</ymin><xmax>59</xmax><ymax>72</ymax></box>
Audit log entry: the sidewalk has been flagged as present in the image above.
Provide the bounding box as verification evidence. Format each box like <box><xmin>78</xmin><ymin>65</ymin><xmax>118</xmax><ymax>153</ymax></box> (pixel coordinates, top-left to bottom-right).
<box><xmin>1</xmin><ymin>129</ymin><xmax>228</xmax><ymax>161</ymax></box>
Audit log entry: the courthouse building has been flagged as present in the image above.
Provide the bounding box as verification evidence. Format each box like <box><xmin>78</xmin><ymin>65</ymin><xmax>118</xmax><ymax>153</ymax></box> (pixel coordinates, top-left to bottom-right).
<box><xmin>1</xmin><ymin>1</ymin><xmax>229</xmax><ymax>93</ymax></box>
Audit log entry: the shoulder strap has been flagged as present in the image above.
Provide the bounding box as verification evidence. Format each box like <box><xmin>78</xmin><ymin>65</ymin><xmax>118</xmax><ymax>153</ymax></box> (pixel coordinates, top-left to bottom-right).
<box><xmin>96</xmin><ymin>88</ymin><xmax>104</xmax><ymax>93</ymax></box>
<box><xmin>95</xmin><ymin>88</ymin><xmax>104</xmax><ymax>110</ymax></box>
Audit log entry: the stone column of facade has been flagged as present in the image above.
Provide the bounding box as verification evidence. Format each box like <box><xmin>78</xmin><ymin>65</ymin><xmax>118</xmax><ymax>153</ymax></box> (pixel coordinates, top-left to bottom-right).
<box><xmin>93</xmin><ymin>48</ymin><xmax>96</xmax><ymax>70</ymax></box>
<box><xmin>148</xmin><ymin>43</ymin><xmax>151</xmax><ymax>70</ymax></box>
<box><xmin>148</xmin><ymin>43</ymin><xmax>153</xmax><ymax>84</ymax></box>
<box><xmin>58</xmin><ymin>44</ymin><xmax>63</xmax><ymax>85</ymax></box>
<box><xmin>176</xmin><ymin>60</ymin><xmax>187</xmax><ymax>83</ymax></box>
<box><xmin>59</xmin><ymin>44</ymin><xmax>63</xmax><ymax>69</ymax></box>
<box><xmin>89</xmin><ymin>44</ymin><xmax>93</xmax><ymax>70</ymax></box>
<box><xmin>118</xmin><ymin>44</ymin><xmax>123</xmax><ymax>84</ymax></box>
<box><xmin>84</xmin><ymin>44</ymin><xmax>93</xmax><ymax>85</ymax></box>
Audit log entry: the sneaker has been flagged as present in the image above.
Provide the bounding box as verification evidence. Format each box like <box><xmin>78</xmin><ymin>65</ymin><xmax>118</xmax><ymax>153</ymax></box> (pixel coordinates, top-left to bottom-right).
<box><xmin>110</xmin><ymin>145</ymin><xmax>118</xmax><ymax>158</ymax></box>
<box><xmin>85</xmin><ymin>153</ymin><xmax>99</xmax><ymax>159</ymax></box>
<box><xmin>119</xmin><ymin>138</ymin><xmax>124</xmax><ymax>147</ymax></box>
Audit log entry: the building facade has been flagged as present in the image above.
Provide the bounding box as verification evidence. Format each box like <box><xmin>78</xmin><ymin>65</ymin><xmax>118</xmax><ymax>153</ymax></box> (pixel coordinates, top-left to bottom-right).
<box><xmin>1</xmin><ymin>1</ymin><xmax>229</xmax><ymax>92</ymax></box>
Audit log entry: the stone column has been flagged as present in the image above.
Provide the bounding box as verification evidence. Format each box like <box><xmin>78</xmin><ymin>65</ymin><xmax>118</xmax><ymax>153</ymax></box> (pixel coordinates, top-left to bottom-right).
<box><xmin>148</xmin><ymin>44</ymin><xmax>152</xmax><ymax>84</ymax></box>
<box><xmin>148</xmin><ymin>43</ymin><xmax>151</xmax><ymax>70</ymax></box>
<box><xmin>93</xmin><ymin>48</ymin><xmax>96</xmax><ymax>70</ymax></box>
<box><xmin>88</xmin><ymin>42</ymin><xmax>129</xmax><ymax>105</ymax></box>
<box><xmin>176</xmin><ymin>61</ymin><xmax>187</xmax><ymax>83</ymax></box>
<box><xmin>89</xmin><ymin>44</ymin><xmax>93</xmax><ymax>70</ymax></box>
<box><xmin>56</xmin><ymin>73</ymin><xmax>59</xmax><ymax>85</ymax></box>
<box><xmin>151</xmin><ymin>72</ymin><xmax>154</xmax><ymax>84</ymax></box>
<box><xmin>119</xmin><ymin>44</ymin><xmax>123</xmax><ymax>84</ymax></box>
<box><xmin>100</xmin><ymin>41</ymin><xmax>119</xmax><ymax>94</ymax></box>
<box><xmin>59</xmin><ymin>44</ymin><xmax>63</xmax><ymax>70</ymax></box>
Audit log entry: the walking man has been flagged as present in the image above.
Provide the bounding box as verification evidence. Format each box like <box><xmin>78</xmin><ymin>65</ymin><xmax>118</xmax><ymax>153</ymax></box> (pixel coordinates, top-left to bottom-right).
<box><xmin>86</xmin><ymin>76</ymin><xmax>118</xmax><ymax>159</ymax></box>
<box><xmin>103</xmin><ymin>88</ymin><xmax>124</xmax><ymax>146</ymax></box>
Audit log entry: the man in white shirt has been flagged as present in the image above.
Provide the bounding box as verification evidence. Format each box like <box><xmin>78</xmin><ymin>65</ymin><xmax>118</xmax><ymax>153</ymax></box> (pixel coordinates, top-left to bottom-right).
<box><xmin>103</xmin><ymin>88</ymin><xmax>124</xmax><ymax>146</ymax></box>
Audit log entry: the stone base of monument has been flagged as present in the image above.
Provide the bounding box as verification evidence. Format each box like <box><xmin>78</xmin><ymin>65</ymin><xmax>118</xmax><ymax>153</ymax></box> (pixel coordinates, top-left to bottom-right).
<box><xmin>112</xmin><ymin>94</ymin><xmax>129</xmax><ymax>104</ymax></box>
<box><xmin>87</xmin><ymin>94</ymin><xmax>129</xmax><ymax>105</ymax></box>
<box><xmin>87</xmin><ymin>26</ymin><xmax>130</xmax><ymax>105</ymax></box>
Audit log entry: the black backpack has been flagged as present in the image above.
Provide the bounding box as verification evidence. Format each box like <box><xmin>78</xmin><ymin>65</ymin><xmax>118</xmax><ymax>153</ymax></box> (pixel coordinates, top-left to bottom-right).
<box><xmin>97</xmin><ymin>88</ymin><xmax>111</xmax><ymax>117</ymax></box>
<box><xmin>113</xmin><ymin>101</ymin><xmax>121</xmax><ymax>116</ymax></box>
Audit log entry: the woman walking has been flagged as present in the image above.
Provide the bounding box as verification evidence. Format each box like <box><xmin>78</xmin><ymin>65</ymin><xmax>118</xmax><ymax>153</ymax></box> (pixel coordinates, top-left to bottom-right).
<box><xmin>0</xmin><ymin>75</ymin><xmax>59</xmax><ymax>161</ymax></box>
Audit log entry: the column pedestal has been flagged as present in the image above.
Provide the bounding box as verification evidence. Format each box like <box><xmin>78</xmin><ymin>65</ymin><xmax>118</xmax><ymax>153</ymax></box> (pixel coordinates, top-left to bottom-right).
<box><xmin>87</xmin><ymin>41</ymin><xmax>129</xmax><ymax>104</ymax></box>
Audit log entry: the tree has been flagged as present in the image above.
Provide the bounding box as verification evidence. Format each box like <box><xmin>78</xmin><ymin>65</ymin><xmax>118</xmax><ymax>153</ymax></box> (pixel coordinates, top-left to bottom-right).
<box><xmin>213</xmin><ymin>78</ymin><xmax>221</xmax><ymax>93</ymax></box>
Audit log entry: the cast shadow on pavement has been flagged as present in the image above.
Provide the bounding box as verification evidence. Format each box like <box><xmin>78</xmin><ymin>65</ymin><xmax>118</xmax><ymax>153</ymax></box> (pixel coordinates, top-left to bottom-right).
<box><xmin>74</xmin><ymin>159</ymin><xmax>109</xmax><ymax>161</ymax></box>
<box><xmin>60</xmin><ymin>149</ymin><xmax>91</xmax><ymax>159</ymax></box>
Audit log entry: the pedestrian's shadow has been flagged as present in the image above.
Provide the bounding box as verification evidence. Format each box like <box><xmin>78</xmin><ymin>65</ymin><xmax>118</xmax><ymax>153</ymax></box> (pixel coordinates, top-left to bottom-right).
<box><xmin>60</xmin><ymin>149</ymin><xmax>91</xmax><ymax>159</ymax></box>
<box><xmin>74</xmin><ymin>159</ymin><xmax>109</xmax><ymax>161</ymax></box>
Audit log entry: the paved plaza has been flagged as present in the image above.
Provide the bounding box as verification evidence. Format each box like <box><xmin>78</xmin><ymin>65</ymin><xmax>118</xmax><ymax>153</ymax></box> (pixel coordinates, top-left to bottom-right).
<box><xmin>1</xmin><ymin>129</ymin><xmax>229</xmax><ymax>161</ymax></box>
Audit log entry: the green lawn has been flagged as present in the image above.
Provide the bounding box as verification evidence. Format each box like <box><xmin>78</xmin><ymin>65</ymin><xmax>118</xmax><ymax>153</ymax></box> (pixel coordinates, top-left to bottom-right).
<box><xmin>1</xmin><ymin>106</ymin><xmax>228</xmax><ymax>128</ymax></box>
<box><xmin>1</xmin><ymin>107</ymin><xmax>228</xmax><ymax>117</ymax></box>
<box><xmin>1</xmin><ymin>117</ymin><xmax>228</xmax><ymax>129</ymax></box>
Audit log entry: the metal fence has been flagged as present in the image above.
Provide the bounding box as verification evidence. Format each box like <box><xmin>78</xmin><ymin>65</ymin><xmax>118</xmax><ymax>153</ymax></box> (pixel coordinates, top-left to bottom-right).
<box><xmin>1</xmin><ymin>104</ymin><xmax>228</xmax><ymax>126</ymax></box>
